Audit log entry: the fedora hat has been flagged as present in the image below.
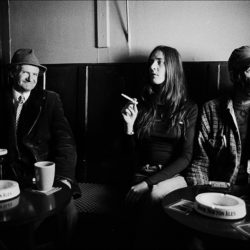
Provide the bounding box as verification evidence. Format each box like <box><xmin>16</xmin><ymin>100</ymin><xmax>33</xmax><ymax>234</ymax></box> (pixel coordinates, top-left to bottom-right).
<box><xmin>10</xmin><ymin>48</ymin><xmax>47</xmax><ymax>72</ymax></box>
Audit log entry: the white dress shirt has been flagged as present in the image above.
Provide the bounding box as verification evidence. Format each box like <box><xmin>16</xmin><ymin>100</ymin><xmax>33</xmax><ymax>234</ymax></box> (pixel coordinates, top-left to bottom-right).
<box><xmin>12</xmin><ymin>89</ymin><xmax>30</xmax><ymax>105</ymax></box>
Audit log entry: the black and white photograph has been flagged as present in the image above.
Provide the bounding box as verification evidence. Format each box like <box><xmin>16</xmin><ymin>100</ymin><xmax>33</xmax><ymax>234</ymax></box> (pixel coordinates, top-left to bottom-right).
<box><xmin>0</xmin><ymin>1</ymin><xmax>250</xmax><ymax>249</ymax></box>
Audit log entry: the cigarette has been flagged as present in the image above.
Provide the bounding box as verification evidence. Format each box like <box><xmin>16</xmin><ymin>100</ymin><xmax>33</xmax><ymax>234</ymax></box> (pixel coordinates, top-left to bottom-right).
<box><xmin>121</xmin><ymin>93</ymin><xmax>138</xmax><ymax>104</ymax></box>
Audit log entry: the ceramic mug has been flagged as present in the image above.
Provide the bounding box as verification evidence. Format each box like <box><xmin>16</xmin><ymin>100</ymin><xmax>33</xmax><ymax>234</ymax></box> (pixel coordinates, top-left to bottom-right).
<box><xmin>34</xmin><ymin>161</ymin><xmax>55</xmax><ymax>191</ymax></box>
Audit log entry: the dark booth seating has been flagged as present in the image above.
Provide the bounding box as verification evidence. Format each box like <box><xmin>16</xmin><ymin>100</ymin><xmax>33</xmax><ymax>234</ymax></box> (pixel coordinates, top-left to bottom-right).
<box><xmin>44</xmin><ymin>62</ymin><xmax>231</xmax><ymax>248</ymax></box>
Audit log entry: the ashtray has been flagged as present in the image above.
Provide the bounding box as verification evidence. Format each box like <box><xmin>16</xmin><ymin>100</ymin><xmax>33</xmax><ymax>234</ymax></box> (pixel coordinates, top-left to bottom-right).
<box><xmin>0</xmin><ymin>149</ymin><xmax>7</xmax><ymax>156</ymax></box>
<box><xmin>0</xmin><ymin>180</ymin><xmax>20</xmax><ymax>201</ymax></box>
<box><xmin>0</xmin><ymin>196</ymin><xmax>20</xmax><ymax>211</ymax></box>
<box><xmin>194</xmin><ymin>192</ymin><xmax>246</xmax><ymax>220</ymax></box>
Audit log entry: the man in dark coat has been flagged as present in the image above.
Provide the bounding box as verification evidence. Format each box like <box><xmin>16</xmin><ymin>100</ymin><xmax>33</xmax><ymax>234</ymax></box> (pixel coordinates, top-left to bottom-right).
<box><xmin>0</xmin><ymin>48</ymin><xmax>78</xmax><ymax>194</ymax></box>
<box><xmin>0</xmin><ymin>48</ymin><xmax>80</xmax><ymax>249</ymax></box>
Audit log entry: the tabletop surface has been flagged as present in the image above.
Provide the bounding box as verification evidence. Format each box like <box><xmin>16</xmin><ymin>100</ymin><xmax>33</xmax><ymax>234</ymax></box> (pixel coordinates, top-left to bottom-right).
<box><xmin>0</xmin><ymin>182</ymin><xmax>71</xmax><ymax>226</ymax></box>
<box><xmin>162</xmin><ymin>185</ymin><xmax>250</xmax><ymax>240</ymax></box>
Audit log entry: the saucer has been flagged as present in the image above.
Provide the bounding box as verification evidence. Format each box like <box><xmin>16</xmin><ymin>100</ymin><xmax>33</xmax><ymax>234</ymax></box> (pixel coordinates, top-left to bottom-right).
<box><xmin>31</xmin><ymin>186</ymin><xmax>62</xmax><ymax>195</ymax></box>
<box><xmin>0</xmin><ymin>180</ymin><xmax>20</xmax><ymax>201</ymax></box>
<box><xmin>194</xmin><ymin>192</ymin><xmax>246</xmax><ymax>220</ymax></box>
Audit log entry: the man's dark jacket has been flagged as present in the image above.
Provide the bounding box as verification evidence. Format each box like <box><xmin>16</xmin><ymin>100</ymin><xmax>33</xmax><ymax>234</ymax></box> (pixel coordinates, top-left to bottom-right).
<box><xmin>0</xmin><ymin>86</ymin><xmax>80</xmax><ymax>196</ymax></box>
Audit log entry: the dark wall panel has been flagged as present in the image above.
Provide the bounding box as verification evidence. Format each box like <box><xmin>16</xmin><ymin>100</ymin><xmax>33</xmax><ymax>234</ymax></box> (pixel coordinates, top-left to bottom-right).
<box><xmin>45</xmin><ymin>64</ymin><xmax>79</xmax><ymax>133</ymax></box>
<box><xmin>44</xmin><ymin>64</ymin><xmax>87</xmax><ymax>181</ymax></box>
<box><xmin>86</xmin><ymin>65</ymin><xmax>135</xmax><ymax>184</ymax></box>
<box><xmin>43</xmin><ymin>62</ymin><xmax>231</xmax><ymax>184</ymax></box>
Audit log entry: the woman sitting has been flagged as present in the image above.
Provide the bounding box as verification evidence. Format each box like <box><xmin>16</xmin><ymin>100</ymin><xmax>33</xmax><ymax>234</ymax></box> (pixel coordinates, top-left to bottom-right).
<box><xmin>121</xmin><ymin>45</ymin><xmax>198</xmax><ymax>205</ymax></box>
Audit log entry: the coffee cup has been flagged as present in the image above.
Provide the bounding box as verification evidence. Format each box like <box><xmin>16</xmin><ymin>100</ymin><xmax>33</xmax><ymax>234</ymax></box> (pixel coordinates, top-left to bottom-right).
<box><xmin>34</xmin><ymin>161</ymin><xmax>55</xmax><ymax>191</ymax></box>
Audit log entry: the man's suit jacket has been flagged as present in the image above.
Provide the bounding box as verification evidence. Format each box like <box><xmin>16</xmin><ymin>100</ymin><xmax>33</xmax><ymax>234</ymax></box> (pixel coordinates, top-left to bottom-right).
<box><xmin>0</xmin><ymin>86</ymin><xmax>77</xmax><ymax>188</ymax></box>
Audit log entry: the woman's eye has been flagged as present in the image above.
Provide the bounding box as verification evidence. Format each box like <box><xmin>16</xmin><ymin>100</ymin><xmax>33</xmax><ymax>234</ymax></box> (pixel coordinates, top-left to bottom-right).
<box><xmin>158</xmin><ymin>60</ymin><xmax>164</xmax><ymax>66</ymax></box>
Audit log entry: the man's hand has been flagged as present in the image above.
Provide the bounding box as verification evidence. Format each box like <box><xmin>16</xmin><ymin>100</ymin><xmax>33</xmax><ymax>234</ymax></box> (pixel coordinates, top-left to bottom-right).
<box><xmin>59</xmin><ymin>179</ymin><xmax>71</xmax><ymax>189</ymax></box>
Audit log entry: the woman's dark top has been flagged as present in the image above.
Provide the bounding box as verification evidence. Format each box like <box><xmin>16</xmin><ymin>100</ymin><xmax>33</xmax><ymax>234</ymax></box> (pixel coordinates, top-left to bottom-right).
<box><xmin>125</xmin><ymin>100</ymin><xmax>198</xmax><ymax>187</ymax></box>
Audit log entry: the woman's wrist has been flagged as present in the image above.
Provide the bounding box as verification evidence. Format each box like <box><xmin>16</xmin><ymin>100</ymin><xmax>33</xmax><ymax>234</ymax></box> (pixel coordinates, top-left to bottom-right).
<box><xmin>125</xmin><ymin>124</ymin><xmax>134</xmax><ymax>135</ymax></box>
<box><xmin>144</xmin><ymin>180</ymin><xmax>153</xmax><ymax>190</ymax></box>
<box><xmin>126</xmin><ymin>130</ymin><xmax>134</xmax><ymax>135</ymax></box>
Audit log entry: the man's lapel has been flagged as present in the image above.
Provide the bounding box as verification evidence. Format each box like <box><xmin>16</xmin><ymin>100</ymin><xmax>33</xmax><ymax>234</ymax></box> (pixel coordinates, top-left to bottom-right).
<box><xmin>18</xmin><ymin>89</ymin><xmax>44</xmax><ymax>137</ymax></box>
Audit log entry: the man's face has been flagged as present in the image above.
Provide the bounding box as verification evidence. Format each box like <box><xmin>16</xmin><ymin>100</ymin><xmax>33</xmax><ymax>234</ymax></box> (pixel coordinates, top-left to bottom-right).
<box><xmin>241</xmin><ymin>66</ymin><xmax>250</xmax><ymax>96</ymax></box>
<box><xmin>12</xmin><ymin>65</ymin><xmax>40</xmax><ymax>93</ymax></box>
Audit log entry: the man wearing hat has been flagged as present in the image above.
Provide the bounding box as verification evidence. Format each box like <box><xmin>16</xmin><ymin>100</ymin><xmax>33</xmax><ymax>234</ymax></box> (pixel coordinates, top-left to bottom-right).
<box><xmin>0</xmin><ymin>48</ymin><xmax>79</xmax><ymax>195</ymax></box>
<box><xmin>186</xmin><ymin>46</ymin><xmax>250</xmax><ymax>186</ymax></box>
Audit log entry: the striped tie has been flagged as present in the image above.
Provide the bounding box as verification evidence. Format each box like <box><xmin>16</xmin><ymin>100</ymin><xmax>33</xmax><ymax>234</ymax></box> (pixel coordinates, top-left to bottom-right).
<box><xmin>16</xmin><ymin>95</ymin><xmax>25</xmax><ymax>128</ymax></box>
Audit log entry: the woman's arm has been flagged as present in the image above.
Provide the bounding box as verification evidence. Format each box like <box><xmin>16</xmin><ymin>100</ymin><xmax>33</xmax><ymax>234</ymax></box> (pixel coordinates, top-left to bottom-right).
<box><xmin>121</xmin><ymin>100</ymin><xmax>138</xmax><ymax>157</ymax></box>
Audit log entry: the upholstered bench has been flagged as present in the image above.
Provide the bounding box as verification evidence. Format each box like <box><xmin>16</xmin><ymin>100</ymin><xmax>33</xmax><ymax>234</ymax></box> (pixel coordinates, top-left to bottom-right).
<box><xmin>72</xmin><ymin>182</ymin><xmax>130</xmax><ymax>249</ymax></box>
<box><xmin>74</xmin><ymin>182</ymin><xmax>124</xmax><ymax>215</ymax></box>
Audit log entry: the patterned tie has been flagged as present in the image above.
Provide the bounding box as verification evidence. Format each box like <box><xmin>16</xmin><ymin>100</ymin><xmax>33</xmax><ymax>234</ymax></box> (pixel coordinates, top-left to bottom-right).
<box><xmin>15</xmin><ymin>95</ymin><xmax>25</xmax><ymax>128</ymax></box>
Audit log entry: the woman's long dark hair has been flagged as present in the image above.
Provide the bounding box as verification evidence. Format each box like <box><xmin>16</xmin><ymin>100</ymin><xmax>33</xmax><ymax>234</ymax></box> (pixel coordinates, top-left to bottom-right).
<box><xmin>136</xmin><ymin>45</ymin><xmax>187</xmax><ymax>137</ymax></box>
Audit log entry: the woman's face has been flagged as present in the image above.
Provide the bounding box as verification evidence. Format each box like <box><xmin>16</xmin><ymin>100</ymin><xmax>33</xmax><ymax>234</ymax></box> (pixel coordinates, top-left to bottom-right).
<box><xmin>149</xmin><ymin>50</ymin><xmax>166</xmax><ymax>85</ymax></box>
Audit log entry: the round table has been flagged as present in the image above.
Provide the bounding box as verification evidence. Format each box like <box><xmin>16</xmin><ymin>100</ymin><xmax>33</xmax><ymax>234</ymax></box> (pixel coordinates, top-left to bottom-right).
<box><xmin>0</xmin><ymin>182</ymin><xmax>73</xmax><ymax>249</ymax></box>
<box><xmin>0</xmin><ymin>182</ymin><xmax>71</xmax><ymax>226</ymax></box>
<box><xmin>162</xmin><ymin>185</ymin><xmax>250</xmax><ymax>241</ymax></box>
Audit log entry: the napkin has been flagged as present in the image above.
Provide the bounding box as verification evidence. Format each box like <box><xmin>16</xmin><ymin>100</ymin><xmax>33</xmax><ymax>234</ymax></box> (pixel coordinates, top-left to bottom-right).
<box><xmin>31</xmin><ymin>186</ymin><xmax>62</xmax><ymax>195</ymax></box>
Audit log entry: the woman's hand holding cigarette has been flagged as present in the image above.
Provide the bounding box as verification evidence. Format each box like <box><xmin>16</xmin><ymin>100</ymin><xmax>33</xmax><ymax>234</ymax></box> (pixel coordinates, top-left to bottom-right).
<box><xmin>121</xmin><ymin>93</ymin><xmax>138</xmax><ymax>134</ymax></box>
<box><xmin>121</xmin><ymin>93</ymin><xmax>138</xmax><ymax>104</ymax></box>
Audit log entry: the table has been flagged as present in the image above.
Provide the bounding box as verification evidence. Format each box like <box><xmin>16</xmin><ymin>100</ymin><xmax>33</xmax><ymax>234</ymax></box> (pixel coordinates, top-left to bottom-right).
<box><xmin>0</xmin><ymin>182</ymin><xmax>71</xmax><ymax>226</ymax></box>
<box><xmin>0</xmin><ymin>182</ymin><xmax>72</xmax><ymax>249</ymax></box>
<box><xmin>162</xmin><ymin>185</ymin><xmax>250</xmax><ymax>241</ymax></box>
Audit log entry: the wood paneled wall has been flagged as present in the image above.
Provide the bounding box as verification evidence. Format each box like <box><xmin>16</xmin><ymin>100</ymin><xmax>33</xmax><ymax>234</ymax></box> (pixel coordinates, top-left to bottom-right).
<box><xmin>43</xmin><ymin>62</ymin><xmax>231</xmax><ymax>184</ymax></box>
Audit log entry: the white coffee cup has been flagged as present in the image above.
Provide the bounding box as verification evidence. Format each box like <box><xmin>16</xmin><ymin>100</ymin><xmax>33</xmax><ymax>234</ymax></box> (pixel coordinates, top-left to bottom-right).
<box><xmin>34</xmin><ymin>161</ymin><xmax>55</xmax><ymax>191</ymax></box>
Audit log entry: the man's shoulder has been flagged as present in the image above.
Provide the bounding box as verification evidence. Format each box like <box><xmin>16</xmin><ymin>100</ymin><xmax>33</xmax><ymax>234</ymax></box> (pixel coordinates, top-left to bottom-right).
<box><xmin>44</xmin><ymin>89</ymin><xmax>59</xmax><ymax>97</ymax></box>
<box><xmin>203</xmin><ymin>95</ymin><xmax>229</xmax><ymax>110</ymax></box>
<box><xmin>43</xmin><ymin>90</ymin><xmax>60</xmax><ymax>102</ymax></box>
